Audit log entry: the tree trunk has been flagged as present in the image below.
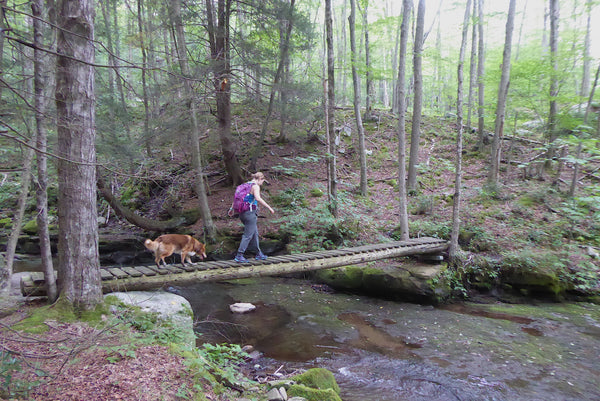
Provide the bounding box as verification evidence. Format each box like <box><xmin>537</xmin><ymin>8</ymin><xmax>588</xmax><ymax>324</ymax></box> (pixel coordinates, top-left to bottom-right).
<box><xmin>450</xmin><ymin>0</ymin><xmax>472</xmax><ymax>261</ymax></box>
<box><xmin>349</xmin><ymin>0</ymin><xmax>367</xmax><ymax>196</ymax></box>
<box><xmin>0</xmin><ymin>136</ymin><xmax>36</xmax><ymax>297</ymax></box>
<box><xmin>33</xmin><ymin>0</ymin><xmax>57</xmax><ymax>302</ymax></box>
<box><xmin>488</xmin><ymin>0</ymin><xmax>515</xmax><ymax>186</ymax></box>
<box><xmin>466</xmin><ymin>0</ymin><xmax>477</xmax><ymax>132</ymax></box>
<box><xmin>569</xmin><ymin>63</ymin><xmax>600</xmax><ymax>198</ymax></box>
<box><xmin>137</xmin><ymin>0</ymin><xmax>153</xmax><ymax>156</ymax></box>
<box><xmin>249</xmin><ymin>0</ymin><xmax>296</xmax><ymax>171</ymax></box>
<box><xmin>580</xmin><ymin>0</ymin><xmax>592</xmax><ymax>100</ymax></box>
<box><xmin>277</xmin><ymin>22</ymin><xmax>291</xmax><ymax>143</ymax></box>
<box><xmin>476</xmin><ymin>0</ymin><xmax>486</xmax><ymax>152</ymax></box>
<box><xmin>548</xmin><ymin>0</ymin><xmax>559</xmax><ymax>141</ymax></box>
<box><xmin>99</xmin><ymin>0</ymin><xmax>131</xmax><ymax>141</ymax></box>
<box><xmin>407</xmin><ymin>0</ymin><xmax>425</xmax><ymax>194</ymax></box>
<box><xmin>55</xmin><ymin>0</ymin><xmax>102</xmax><ymax>310</ymax></box>
<box><xmin>362</xmin><ymin>0</ymin><xmax>373</xmax><ymax>119</ymax></box>
<box><xmin>169</xmin><ymin>0</ymin><xmax>216</xmax><ymax>242</ymax></box>
<box><xmin>1</xmin><ymin>13</ymin><xmax>40</xmax><ymax>296</ymax></box>
<box><xmin>325</xmin><ymin>0</ymin><xmax>337</xmax><ymax>217</ymax></box>
<box><xmin>205</xmin><ymin>0</ymin><xmax>243</xmax><ymax>185</ymax></box>
<box><xmin>0</xmin><ymin>0</ymin><xmax>7</xmax><ymax>102</ymax></box>
<box><xmin>396</xmin><ymin>0</ymin><xmax>412</xmax><ymax>241</ymax></box>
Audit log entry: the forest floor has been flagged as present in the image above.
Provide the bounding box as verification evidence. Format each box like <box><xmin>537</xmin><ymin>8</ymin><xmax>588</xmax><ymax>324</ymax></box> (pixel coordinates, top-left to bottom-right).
<box><xmin>3</xmin><ymin>110</ymin><xmax>599</xmax><ymax>400</ymax></box>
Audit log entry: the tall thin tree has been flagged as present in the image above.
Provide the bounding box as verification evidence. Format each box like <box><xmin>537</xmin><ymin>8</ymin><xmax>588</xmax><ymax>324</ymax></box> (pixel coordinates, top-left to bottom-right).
<box><xmin>548</xmin><ymin>0</ymin><xmax>559</xmax><ymax>141</ymax></box>
<box><xmin>407</xmin><ymin>0</ymin><xmax>425</xmax><ymax>194</ymax></box>
<box><xmin>33</xmin><ymin>0</ymin><xmax>57</xmax><ymax>302</ymax></box>
<box><xmin>466</xmin><ymin>0</ymin><xmax>477</xmax><ymax>132</ymax></box>
<box><xmin>488</xmin><ymin>0</ymin><xmax>516</xmax><ymax>186</ymax></box>
<box><xmin>349</xmin><ymin>0</ymin><xmax>367</xmax><ymax>196</ymax></box>
<box><xmin>205</xmin><ymin>0</ymin><xmax>243</xmax><ymax>185</ymax></box>
<box><xmin>396</xmin><ymin>0</ymin><xmax>412</xmax><ymax>241</ymax></box>
<box><xmin>170</xmin><ymin>0</ymin><xmax>217</xmax><ymax>242</ymax></box>
<box><xmin>325</xmin><ymin>0</ymin><xmax>338</xmax><ymax>217</ymax></box>
<box><xmin>476</xmin><ymin>0</ymin><xmax>486</xmax><ymax>152</ymax></box>
<box><xmin>249</xmin><ymin>0</ymin><xmax>296</xmax><ymax>171</ymax></box>
<box><xmin>450</xmin><ymin>0</ymin><xmax>472</xmax><ymax>261</ymax></box>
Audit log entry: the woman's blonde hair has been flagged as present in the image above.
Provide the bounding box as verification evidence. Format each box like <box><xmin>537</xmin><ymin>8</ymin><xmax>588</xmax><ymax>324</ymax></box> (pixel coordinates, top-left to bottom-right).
<box><xmin>251</xmin><ymin>172</ymin><xmax>265</xmax><ymax>181</ymax></box>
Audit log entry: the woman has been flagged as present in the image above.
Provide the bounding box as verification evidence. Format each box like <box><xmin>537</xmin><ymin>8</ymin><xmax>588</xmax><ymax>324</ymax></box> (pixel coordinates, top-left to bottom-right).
<box><xmin>228</xmin><ymin>172</ymin><xmax>275</xmax><ymax>263</ymax></box>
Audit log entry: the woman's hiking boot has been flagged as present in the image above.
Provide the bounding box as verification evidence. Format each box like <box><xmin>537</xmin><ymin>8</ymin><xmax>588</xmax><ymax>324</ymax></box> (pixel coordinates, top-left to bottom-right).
<box><xmin>234</xmin><ymin>253</ymin><xmax>249</xmax><ymax>263</ymax></box>
<box><xmin>255</xmin><ymin>252</ymin><xmax>268</xmax><ymax>260</ymax></box>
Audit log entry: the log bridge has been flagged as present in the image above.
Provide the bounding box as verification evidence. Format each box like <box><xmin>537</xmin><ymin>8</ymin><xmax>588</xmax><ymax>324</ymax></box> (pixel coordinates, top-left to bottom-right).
<box><xmin>20</xmin><ymin>237</ymin><xmax>448</xmax><ymax>297</ymax></box>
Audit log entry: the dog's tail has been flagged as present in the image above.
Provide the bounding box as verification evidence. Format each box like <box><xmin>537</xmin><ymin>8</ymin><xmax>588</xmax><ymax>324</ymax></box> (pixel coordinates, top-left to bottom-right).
<box><xmin>144</xmin><ymin>238</ymin><xmax>159</xmax><ymax>252</ymax></box>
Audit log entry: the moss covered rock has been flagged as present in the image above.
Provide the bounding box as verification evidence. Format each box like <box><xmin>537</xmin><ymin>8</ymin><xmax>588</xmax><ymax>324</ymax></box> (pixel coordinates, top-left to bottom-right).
<box><xmin>292</xmin><ymin>368</ymin><xmax>340</xmax><ymax>394</ymax></box>
<box><xmin>22</xmin><ymin>219</ymin><xmax>38</xmax><ymax>235</ymax></box>
<box><xmin>0</xmin><ymin>217</ymin><xmax>12</xmax><ymax>229</ymax></box>
<box><xmin>314</xmin><ymin>263</ymin><xmax>449</xmax><ymax>304</ymax></box>
<box><xmin>287</xmin><ymin>385</ymin><xmax>342</xmax><ymax>401</ymax></box>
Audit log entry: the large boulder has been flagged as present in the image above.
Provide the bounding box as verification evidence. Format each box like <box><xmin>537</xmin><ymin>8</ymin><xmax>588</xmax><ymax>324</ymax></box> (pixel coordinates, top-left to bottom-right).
<box><xmin>314</xmin><ymin>262</ymin><xmax>450</xmax><ymax>304</ymax></box>
<box><xmin>105</xmin><ymin>291</ymin><xmax>195</xmax><ymax>346</ymax></box>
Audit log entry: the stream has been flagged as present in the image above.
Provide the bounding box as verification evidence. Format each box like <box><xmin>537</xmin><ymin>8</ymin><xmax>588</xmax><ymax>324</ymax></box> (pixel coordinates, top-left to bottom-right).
<box><xmin>172</xmin><ymin>276</ymin><xmax>600</xmax><ymax>401</ymax></box>
<box><xmin>12</xmin><ymin>257</ymin><xmax>600</xmax><ymax>400</ymax></box>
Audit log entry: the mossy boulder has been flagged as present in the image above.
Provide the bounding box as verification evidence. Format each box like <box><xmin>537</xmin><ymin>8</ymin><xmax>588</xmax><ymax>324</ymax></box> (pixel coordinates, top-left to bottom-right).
<box><xmin>292</xmin><ymin>368</ymin><xmax>340</xmax><ymax>394</ymax></box>
<box><xmin>499</xmin><ymin>250</ymin><xmax>570</xmax><ymax>299</ymax></box>
<box><xmin>287</xmin><ymin>385</ymin><xmax>342</xmax><ymax>401</ymax></box>
<box><xmin>287</xmin><ymin>368</ymin><xmax>341</xmax><ymax>401</ymax></box>
<box><xmin>501</xmin><ymin>266</ymin><xmax>566</xmax><ymax>298</ymax></box>
<box><xmin>22</xmin><ymin>219</ymin><xmax>38</xmax><ymax>235</ymax></box>
<box><xmin>0</xmin><ymin>217</ymin><xmax>12</xmax><ymax>229</ymax></box>
<box><xmin>314</xmin><ymin>263</ymin><xmax>449</xmax><ymax>304</ymax></box>
<box><xmin>315</xmin><ymin>265</ymin><xmax>364</xmax><ymax>289</ymax></box>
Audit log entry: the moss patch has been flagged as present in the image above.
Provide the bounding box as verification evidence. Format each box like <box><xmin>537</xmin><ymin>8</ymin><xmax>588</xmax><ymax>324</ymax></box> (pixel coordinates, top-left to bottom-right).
<box><xmin>12</xmin><ymin>298</ymin><xmax>113</xmax><ymax>334</ymax></box>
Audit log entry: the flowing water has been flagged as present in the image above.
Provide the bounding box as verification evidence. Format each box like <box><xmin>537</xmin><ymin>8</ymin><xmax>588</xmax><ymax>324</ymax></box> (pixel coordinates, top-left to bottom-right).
<box><xmin>172</xmin><ymin>276</ymin><xmax>600</xmax><ymax>401</ymax></box>
<box><xmin>13</xmin><ymin>257</ymin><xmax>600</xmax><ymax>400</ymax></box>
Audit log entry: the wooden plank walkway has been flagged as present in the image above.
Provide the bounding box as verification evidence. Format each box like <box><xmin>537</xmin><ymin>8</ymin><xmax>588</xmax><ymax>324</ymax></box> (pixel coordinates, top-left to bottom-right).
<box><xmin>20</xmin><ymin>237</ymin><xmax>448</xmax><ymax>296</ymax></box>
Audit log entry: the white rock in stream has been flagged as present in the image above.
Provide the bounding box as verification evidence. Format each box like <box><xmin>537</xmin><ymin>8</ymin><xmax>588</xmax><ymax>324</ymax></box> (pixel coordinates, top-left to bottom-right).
<box><xmin>230</xmin><ymin>302</ymin><xmax>256</xmax><ymax>313</ymax></box>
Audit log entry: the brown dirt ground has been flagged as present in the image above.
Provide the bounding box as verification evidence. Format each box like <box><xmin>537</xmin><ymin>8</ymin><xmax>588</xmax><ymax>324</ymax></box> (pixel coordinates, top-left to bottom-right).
<box><xmin>0</xmin><ymin>299</ymin><xmax>209</xmax><ymax>401</ymax></box>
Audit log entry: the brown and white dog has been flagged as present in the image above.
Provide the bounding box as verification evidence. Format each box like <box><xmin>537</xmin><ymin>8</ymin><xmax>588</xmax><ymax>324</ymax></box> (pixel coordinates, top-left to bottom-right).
<box><xmin>144</xmin><ymin>234</ymin><xmax>207</xmax><ymax>268</ymax></box>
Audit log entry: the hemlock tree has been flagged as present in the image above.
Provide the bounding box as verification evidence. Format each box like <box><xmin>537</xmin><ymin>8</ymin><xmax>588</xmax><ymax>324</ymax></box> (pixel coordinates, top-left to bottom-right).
<box><xmin>55</xmin><ymin>0</ymin><xmax>102</xmax><ymax>310</ymax></box>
